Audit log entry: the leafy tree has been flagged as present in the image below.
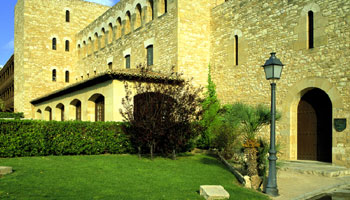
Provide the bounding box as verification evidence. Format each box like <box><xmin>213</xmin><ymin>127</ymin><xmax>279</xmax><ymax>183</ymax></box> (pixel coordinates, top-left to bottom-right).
<box><xmin>197</xmin><ymin>65</ymin><xmax>221</xmax><ymax>148</ymax></box>
<box><xmin>120</xmin><ymin>64</ymin><xmax>203</xmax><ymax>159</ymax></box>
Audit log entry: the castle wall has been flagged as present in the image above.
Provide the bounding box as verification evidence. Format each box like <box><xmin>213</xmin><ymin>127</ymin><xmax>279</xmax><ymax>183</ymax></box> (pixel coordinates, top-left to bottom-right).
<box><xmin>211</xmin><ymin>0</ymin><xmax>350</xmax><ymax>167</ymax></box>
<box><xmin>75</xmin><ymin>0</ymin><xmax>178</xmax><ymax>82</ymax></box>
<box><xmin>14</xmin><ymin>0</ymin><xmax>109</xmax><ymax>117</ymax></box>
<box><xmin>176</xmin><ymin>0</ymin><xmax>213</xmax><ymax>87</ymax></box>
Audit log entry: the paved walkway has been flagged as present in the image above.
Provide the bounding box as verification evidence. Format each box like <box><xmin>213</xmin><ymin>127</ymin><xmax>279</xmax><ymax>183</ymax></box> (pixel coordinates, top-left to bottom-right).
<box><xmin>272</xmin><ymin>160</ymin><xmax>350</xmax><ymax>200</ymax></box>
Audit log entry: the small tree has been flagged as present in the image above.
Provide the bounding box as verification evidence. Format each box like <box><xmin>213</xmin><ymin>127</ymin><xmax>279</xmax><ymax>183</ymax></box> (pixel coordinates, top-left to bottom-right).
<box><xmin>120</xmin><ymin>64</ymin><xmax>203</xmax><ymax>159</ymax></box>
<box><xmin>198</xmin><ymin>65</ymin><xmax>221</xmax><ymax>149</ymax></box>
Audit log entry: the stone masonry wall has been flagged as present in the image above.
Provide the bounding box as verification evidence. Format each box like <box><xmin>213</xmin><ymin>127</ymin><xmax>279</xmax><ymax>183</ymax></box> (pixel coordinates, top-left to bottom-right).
<box><xmin>14</xmin><ymin>0</ymin><xmax>109</xmax><ymax>117</ymax></box>
<box><xmin>211</xmin><ymin>0</ymin><xmax>350</xmax><ymax>167</ymax></box>
<box><xmin>177</xmin><ymin>0</ymin><xmax>213</xmax><ymax>88</ymax></box>
<box><xmin>75</xmin><ymin>0</ymin><xmax>178</xmax><ymax>81</ymax></box>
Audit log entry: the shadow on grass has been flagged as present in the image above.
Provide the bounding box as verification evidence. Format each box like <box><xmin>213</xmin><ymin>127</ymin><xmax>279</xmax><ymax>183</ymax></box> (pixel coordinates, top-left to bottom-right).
<box><xmin>199</xmin><ymin>154</ymin><xmax>228</xmax><ymax>171</ymax></box>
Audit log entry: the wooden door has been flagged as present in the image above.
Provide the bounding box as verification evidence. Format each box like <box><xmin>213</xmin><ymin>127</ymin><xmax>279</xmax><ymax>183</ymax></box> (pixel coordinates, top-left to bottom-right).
<box><xmin>297</xmin><ymin>99</ymin><xmax>317</xmax><ymax>160</ymax></box>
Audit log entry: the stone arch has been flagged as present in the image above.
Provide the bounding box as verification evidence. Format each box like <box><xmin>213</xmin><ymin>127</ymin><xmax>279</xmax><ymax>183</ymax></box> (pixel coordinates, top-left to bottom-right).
<box><xmin>132</xmin><ymin>0</ymin><xmax>146</xmax><ymax>9</ymax></box>
<box><xmin>146</xmin><ymin>0</ymin><xmax>154</xmax><ymax>23</ymax></box>
<box><xmin>36</xmin><ymin>109</ymin><xmax>42</xmax><ymax>120</ymax></box>
<box><xmin>282</xmin><ymin>77</ymin><xmax>343</xmax><ymax>161</ymax></box>
<box><xmin>123</xmin><ymin>4</ymin><xmax>134</xmax><ymax>16</ymax></box>
<box><xmin>301</xmin><ymin>2</ymin><xmax>320</xmax><ymax>16</ymax></box>
<box><xmin>87</xmin><ymin>93</ymin><xmax>105</xmax><ymax>122</ymax></box>
<box><xmin>101</xmin><ymin>27</ymin><xmax>106</xmax><ymax>48</ymax></box>
<box><xmin>70</xmin><ymin>99</ymin><xmax>82</xmax><ymax>121</ymax></box>
<box><xmin>94</xmin><ymin>32</ymin><xmax>99</xmax><ymax>52</ymax></box>
<box><xmin>135</xmin><ymin>4</ymin><xmax>142</xmax><ymax>29</ymax></box>
<box><xmin>116</xmin><ymin>17</ymin><xmax>122</xmax><ymax>39</ymax></box>
<box><xmin>108</xmin><ymin>23</ymin><xmax>114</xmax><ymax>44</ymax></box>
<box><xmin>44</xmin><ymin>106</ymin><xmax>52</xmax><ymax>121</ymax></box>
<box><xmin>55</xmin><ymin>103</ymin><xmax>65</xmax><ymax>121</ymax></box>
<box><xmin>88</xmin><ymin>37</ymin><xmax>92</xmax><ymax>55</ymax></box>
<box><xmin>124</xmin><ymin>11</ymin><xmax>131</xmax><ymax>34</ymax></box>
<box><xmin>106</xmin><ymin>16</ymin><xmax>115</xmax><ymax>28</ymax></box>
<box><xmin>157</xmin><ymin>0</ymin><xmax>167</xmax><ymax>16</ymax></box>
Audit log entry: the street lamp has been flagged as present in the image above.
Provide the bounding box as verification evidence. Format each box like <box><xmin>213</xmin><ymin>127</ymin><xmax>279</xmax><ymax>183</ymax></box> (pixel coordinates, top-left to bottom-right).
<box><xmin>262</xmin><ymin>52</ymin><xmax>284</xmax><ymax>197</ymax></box>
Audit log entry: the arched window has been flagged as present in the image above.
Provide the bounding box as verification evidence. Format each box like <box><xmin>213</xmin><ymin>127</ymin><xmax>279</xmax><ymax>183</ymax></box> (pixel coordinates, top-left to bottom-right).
<box><xmin>94</xmin><ymin>33</ymin><xmax>99</xmax><ymax>51</ymax></box>
<box><xmin>56</xmin><ymin>103</ymin><xmax>65</xmax><ymax>121</ymax></box>
<box><xmin>65</xmin><ymin>40</ymin><xmax>70</xmax><ymax>52</ymax></box>
<box><xmin>116</xmin><ymin>18</ymin><xmax>122</xmax><ymax>39</ymax></box>
<box><xmin>135</xmin><ymin>4</ymin><xmax>142</xmax><ymax>29</ymax></box>
<box><xmin>36</xmin><ymin>109</ymin><xmax>42</xmax><ymax>120</ymax></box>
<box><xmin>78</xmin><ymin>44</ymin><xmax>81</xmax><ymax>58</ymax></box>
<box><xmin>308</xmin><ymin>11</ymin><xmax>314</xmax><ymax>49</ymax></box>
<box><xmin>146</xmin><ymin>0</ymin><xmax>154</xmax><ymax>22</ymax></box>
<box><xmin>234</xmin><ymin>35</ymin><xmax>238</xmax><ymax>66</ymax></box>
<box><xmin>52</xmin><ymin>38</ymin><xmax>57</xmax><ymax>50</ymax></box>
<box><xmin>76</xmin><ymin>101</ymin><xmax>81</xmax><ymax>121</ymax></box>
<box><xmin>146</xmin><ymin>45</ymin><xmax>153</xmax><ymax>66</ymax></box>
<box><xmin>101</xmin><ymin>28</ymin><xmax>106</xmax><ymax>48</ymax></box>
<box><xmin>65</xmin><ymin>71</ymin><xmax>69</xmax><ymax>82</ymax></box>
<box><xmin>70</xmin><ymin>99</ymin><xmax>82</xmax><ymax>121</ymax></box>
<box><xmin>45</xmin><ymin>107</ymin><xmax>52</xmax><ymax>121</ymax></box>
<box><xmin>83</xmin><ymin>41</ymin><xmax>87</xmax><ymax>56</ymax></box>
<box><xmin>125</xmin><ymin>55</ymin><xmax>131</xmax><ymax>69</ymax></box>
<box><xmin>108</xmin><ymin>62</ymin><xmax>113</xmax><ymax>70</ymax></box>
<box><xmin>158</xmin><ymin>0</ymin><xmax>167</xmax><ymax>16</ymax></box>
<box><xmin>95</xmin><ymin>95</ymin><xmax>105</xmax><ymax>122</ymax></box>
<box><xmin>108</xmin><ymin>23</ymin><xmax>113</xmax><ymax>44</ymax></box>
<box><xmin>88</xmin><ymin>37</ymin><xmax>92</xmax><ymax>54</ymax></box>
<box><xmin>52</xmin><ymin>69</ymin><xmax>56</xmax><ymax>82</ymax></box>
<box><xmin>66</xmin><ymin>10</ymin><xmax>70</xmax><ymax>22</ymax></box>
<box><xmin>125</xmin><ymin>11</ymin><xmax>131</xmax><ymax>34</ymax></box>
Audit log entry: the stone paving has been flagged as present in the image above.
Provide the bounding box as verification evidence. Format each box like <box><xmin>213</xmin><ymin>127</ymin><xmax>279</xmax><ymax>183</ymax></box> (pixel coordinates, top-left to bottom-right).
<box><xmin>272</xmin><ymin>160</ymin><xmax>350</xmax><ymax>200</ymax></box>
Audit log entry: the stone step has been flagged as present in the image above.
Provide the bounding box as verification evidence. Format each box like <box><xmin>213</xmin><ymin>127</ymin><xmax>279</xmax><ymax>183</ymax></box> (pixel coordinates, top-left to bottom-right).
<box><xmin>279</xmin><ymin>160</ymin><xmax>350</xmax><ymax>177</ymax></box>
<box><xmin>0</xmin><ymin>166</ymin><xmax>13</xmax><ymax>175</ymax></box>
<box><xmin>200</xmin><ymin>185</ymin><xmax>230</xmax><ymax>200</ymax></box>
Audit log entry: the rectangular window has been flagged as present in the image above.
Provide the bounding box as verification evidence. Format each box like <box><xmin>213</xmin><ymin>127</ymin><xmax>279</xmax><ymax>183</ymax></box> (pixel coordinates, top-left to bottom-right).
<box><xmin>65</xmin><ymin>40</ymin><xmax>69</xmax><ymax>52</ymax></box>
<box><xmin>66</xmin><ymin>10</ymin><xmax>70</xmax><ymax>22</ymax></box>
<box><xmin>308</xmin><ymin>11</ymin><xmax>314</xmax><ymax>49</ymax></box>
<box><xmin>125</xmin><ymin>55</ymin><xmax>131</xmax><ymax>69</ymax></box>
<box><xmin>147</xmin><ymin>45</ymin><xmax>153</xmax><ymax>66</ymax></box>
<box><xmin>52</xmin><ymin>69</ymin><xmax>56</xmax><ymax>82</ymax></box>
<box><xmin>234</xmin><ymin>35</ymin><xmax>238</xmax><ymax>66</ymax></box>
<box><xmin>65</xmin><ymin>71</ymin><xmax>69</xmax><ymax>83</ymax></box>
<box><xmin>52</xmin><ymin>38</ymin><xmax>57</xmax><ymax>50</ymax></box>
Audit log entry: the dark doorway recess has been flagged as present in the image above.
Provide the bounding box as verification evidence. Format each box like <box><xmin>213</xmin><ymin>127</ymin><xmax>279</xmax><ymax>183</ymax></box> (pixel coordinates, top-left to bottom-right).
<box><xmin>297</xmin><ymin>88</ymin><xmax>332</xmax><ymax>162</ymax></box>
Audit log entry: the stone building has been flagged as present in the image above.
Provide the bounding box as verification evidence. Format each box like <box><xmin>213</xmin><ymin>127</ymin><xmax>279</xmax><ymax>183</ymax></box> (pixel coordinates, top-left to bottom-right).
<box><xmin>0</xmin><ymin>0</ymin><xmax>349</xmax><ymax>167</ymax></box>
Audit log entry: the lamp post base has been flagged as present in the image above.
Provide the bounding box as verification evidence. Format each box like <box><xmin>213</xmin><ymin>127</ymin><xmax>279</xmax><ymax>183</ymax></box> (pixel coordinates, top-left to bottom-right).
<box><xmin>265</xmin><ymin>187</ymin><xmax>279</xmax><ymax>197</ymax></box>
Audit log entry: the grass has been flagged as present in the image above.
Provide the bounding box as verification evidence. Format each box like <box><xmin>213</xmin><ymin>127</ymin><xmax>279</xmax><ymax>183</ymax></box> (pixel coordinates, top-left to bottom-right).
<box><xmin>0</xmin><ymin>154</ymin><xmax>270</xmax><ymax>200</ymax></box>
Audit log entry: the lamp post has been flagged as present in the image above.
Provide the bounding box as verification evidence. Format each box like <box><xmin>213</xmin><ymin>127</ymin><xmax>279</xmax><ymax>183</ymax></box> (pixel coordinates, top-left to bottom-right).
<box><xmin>262</xmin><ymin>52</ymin><xmax>284</xmax><ymax>197</ymax></box>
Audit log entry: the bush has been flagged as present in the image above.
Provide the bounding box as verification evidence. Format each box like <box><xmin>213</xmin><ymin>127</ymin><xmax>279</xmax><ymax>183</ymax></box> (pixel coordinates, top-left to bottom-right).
<box><xmin>120</xmin><ymin>64</ymin><xmax>203</xmax><ymax>159</ymax></box>
<box><xmin>198</xmin><ymin>65</ymin><xmax>220</xmax><ymax>149</ymax></box>
<box><xmin>0</xmin><ymin>120</ymin><xmax>133</xmax><ymax>157</ymax></box>
<box><xmin>0</xmin><ymin>112</ymin><xmax>24</xmax><ymax>119</ymax></box>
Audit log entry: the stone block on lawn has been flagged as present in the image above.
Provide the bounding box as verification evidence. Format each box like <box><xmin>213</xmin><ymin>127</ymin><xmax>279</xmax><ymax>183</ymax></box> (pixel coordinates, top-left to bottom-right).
<box><xmin>200</xmin><ymin>185</ymin><xmax>230</xmax><ymax>200</ymax></box>
<box><xmin>0</xmin><ymin>166</ymin><xmax>12</xmax><ymax>175</ymax></box>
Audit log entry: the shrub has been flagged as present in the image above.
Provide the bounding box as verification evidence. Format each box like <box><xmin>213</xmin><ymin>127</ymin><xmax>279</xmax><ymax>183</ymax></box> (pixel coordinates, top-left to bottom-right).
<box><xmin>0</xmin><ymin>120</ymin><xmax>133</xmax><ymax>157</ymax></box>
<box><xmin>120</xmin><ymin>64</ymin><xmax>203</xmax><ymax>159</ymax></box>
<box><xmin>198</xmin><ymin>65</ymin><xmax>221</xmax><ymax>149</ymax></box>
<box><xmin>0</xmin><ymin>112</ymin><xmax>24</xmax><ymax>119</ymax></box>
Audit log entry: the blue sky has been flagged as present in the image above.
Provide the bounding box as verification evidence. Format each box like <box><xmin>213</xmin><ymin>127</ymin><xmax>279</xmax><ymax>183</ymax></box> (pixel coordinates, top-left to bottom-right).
<box><xmin>0</xmin><ymin>0</ymin><xmax>119</xmax><ymax>68</ymax></box>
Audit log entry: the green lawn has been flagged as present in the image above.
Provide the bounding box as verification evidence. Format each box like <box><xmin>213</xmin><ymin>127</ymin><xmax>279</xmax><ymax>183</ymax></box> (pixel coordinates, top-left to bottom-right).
<box><xmin>0</xmin><ymin>154</ymin><xmax>269</xmax><ymax>200</ymax></box>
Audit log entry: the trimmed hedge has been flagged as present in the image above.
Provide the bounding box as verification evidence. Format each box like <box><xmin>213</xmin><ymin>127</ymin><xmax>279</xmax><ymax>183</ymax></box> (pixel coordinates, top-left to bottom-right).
<box><xmin>0</xmin><ymin>120</ymin><xmax>133</xmax><ymax>157</ymax></box>
<box><xmin>0</xmin><ymin>112</ymin><xmax>24</xmax><ymax>119</ymax></box>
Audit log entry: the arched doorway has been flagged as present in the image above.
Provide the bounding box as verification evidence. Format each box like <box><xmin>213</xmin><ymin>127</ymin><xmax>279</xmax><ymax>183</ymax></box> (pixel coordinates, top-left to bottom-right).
<box><xmin>297</xmin><ymin>88</ymin><xmax>332</xmax><ymax>162</ymax></box>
